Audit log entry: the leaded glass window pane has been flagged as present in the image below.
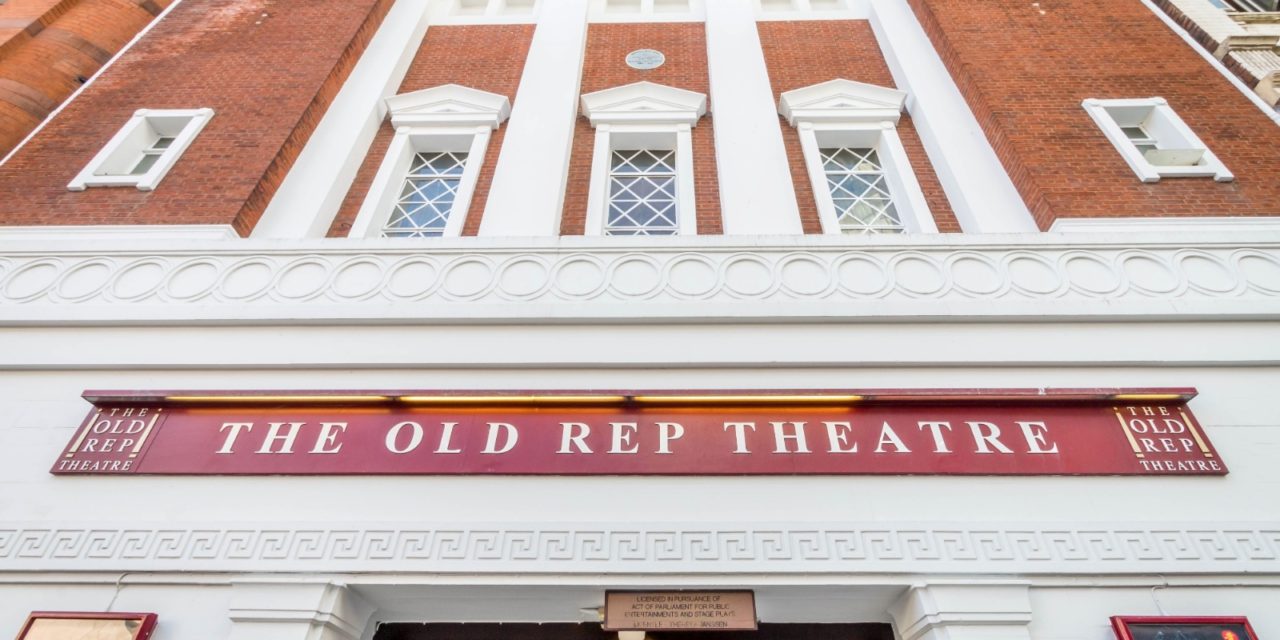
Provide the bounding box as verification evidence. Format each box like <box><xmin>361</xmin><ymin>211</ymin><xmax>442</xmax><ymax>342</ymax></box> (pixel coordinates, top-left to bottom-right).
<box><xmin>819</xmin><ymin>147</ymin><xmax>904</xmax><ymax>234</ymax></box>
<box><xmin>606</xmin><ymin>149</ymin><xmax>678</xmax><ymax>236</ymax></box>
<box><xmin>383</xmin><ymin>151</ymin><xmax>468</xmax><ymax>238</ymax></box>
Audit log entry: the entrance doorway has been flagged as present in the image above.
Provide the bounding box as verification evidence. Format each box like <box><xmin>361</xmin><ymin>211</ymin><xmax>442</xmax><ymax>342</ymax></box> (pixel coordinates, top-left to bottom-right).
<box><xmin>374</xmin><ymin>623</ymin><xmax>894</xmax><ymax>640</ymax></box>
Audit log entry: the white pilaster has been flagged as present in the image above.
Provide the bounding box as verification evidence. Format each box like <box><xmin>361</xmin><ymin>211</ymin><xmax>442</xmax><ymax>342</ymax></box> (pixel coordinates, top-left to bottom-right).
<box><xmin>479</xmin><ymin>0</ymin><xmax>590</xmax><ymax>237</ymax></box>
<box><xmin>228</xmin><ymin>581</ymin><xmax>374</xmax><ymax>640</ymax></box>
<box><xmin>704</xmin><ymin>0</ymin><xmax>804</xmax><ymax>234</ymax></box>
<box><xmin>251</xmin><ymin>0</ymin><xmax>432</xmax><ymax>239</ymax></box>
<box><xmin>870</xmin><ymin>0</ymin><xmax>1039</xmax><ymax>233</ymax></box>
<box><xmin>889</xmin><ymin>583</ymin><xmax>1032</xmax><ymax>640</ymax></box>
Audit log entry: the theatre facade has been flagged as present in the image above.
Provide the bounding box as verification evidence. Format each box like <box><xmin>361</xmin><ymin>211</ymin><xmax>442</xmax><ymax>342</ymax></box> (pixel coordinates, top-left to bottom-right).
<box><xmin>1</xmin><ymin>0</ymin><xmax>1279</xmax><ymax>639</ymax></box>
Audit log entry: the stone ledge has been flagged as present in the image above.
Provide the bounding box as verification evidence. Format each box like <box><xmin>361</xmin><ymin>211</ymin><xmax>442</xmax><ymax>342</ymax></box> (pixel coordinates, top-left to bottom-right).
<box><xmin>2</xmin><ymin>523</ymin><xmax>1278</xmax><ymax>573</ymax></box>
<box><xmin>0</xmin><ymin>234</ymin><xmax>1278</xmax><ymax>323</ymax></box>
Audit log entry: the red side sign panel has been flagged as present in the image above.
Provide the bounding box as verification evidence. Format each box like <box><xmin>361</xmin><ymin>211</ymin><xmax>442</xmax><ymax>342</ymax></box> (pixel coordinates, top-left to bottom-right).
<box><xmin>52</xmin><ymin>391</ymin><xmax>1227</xmax><ymax>476</ymax></box>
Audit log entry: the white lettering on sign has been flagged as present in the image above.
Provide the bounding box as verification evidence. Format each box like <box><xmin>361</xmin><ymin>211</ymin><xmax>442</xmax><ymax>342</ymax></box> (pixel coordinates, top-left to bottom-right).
<box><xmin>558</xmin><ymin>422</ymin><xmax>592</xmax><ymax>454</ymax></box>
<box><xmin>483</xmin><ymin>422</ymin><xmax>518</xmax><ymax>454</ymax></box>
<box><xmin>656</xmin><ymin>422</ymin><xmax>684</xmax><ymax>454</ymax></box>
<box><xmin>56</xmin><ymin>458</ymin><xmax>136</xmax><ymax>472</ymax></box>
<box><xmin>435</xmin><ymin>422</ymin><xmax>462</xmax><ymax>454</ymax></box>
<box><xmin>310</xmin><ymin>422</ymin><xmax>347</xmax><ymax>454</ymax></box>
<box><xmin>52</xmin><ymin>399</ymin><xmax>1227</xmax><ymax>478</ymax></box>
<box><xmin>967</xmin><ymin>421</ymin><xmax>1014</xmax><ymax>454</ymax></box>
<box><xmin>1138</xmin><ymin>458</ymin><xmax>1223</xmax><ymax>472</ymax></box>
<box><xmin>825</xmin><ymin>421</ymin><xmax>857</xmax><ymax>453</ymax></box>
<box><xmin>609</xmin><ymin>422</ymin><xmax>639</xmax><ymax>454</ymax></box>
<box><xmin>385</xmin><ymin>421</ymin><xmax>423</xmax><ymax>454</ymax></box>
<box><xmin>217</xmin><ymin>422</ymin><xmax>254</xmax><ymax>454</ymax></box>
<box><xmin>1017</xmin><ymin>421</ymin><xmax>1059</xmax><ymax>454</ymax></box>
<box><xmin>918</xmin><ymin>421</ymin><xmax>954</xmax><ymax>453</ymax></box>
<box><xmin>875</xmin><ymin>422</ymin><xmax>910</xmax><ymax>453</ymax></box>
<box><xmin>723</xmin><ymin>422</ymin><xmax>756</xmax><ymax>454</ymax></box>
<box><xmin>771</xmin><ymin>421</ymin><xmax>810</xmax><ymax>454</ymax></box>
<box><xmin>257</xmin><ymin>422</ymin><xmax>304</xmax><ymax>454</ymax></box>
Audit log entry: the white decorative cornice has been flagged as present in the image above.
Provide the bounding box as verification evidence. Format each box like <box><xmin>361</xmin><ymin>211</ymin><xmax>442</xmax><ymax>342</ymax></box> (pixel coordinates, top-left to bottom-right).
<box><xmin>1051</xmin><ymin>216</ymin><xmax>1280</xmax><ymax>233</ymax></box>
<box><xmin>2</xmin><ymin>234</ymin><xmax>1280</xmax><ymax>324</ymax></box>
<box><xmin>2</xmin><ymin>523</ymin><xmax>1279</xmax><ymax>574</ymax></box>
<box><xmin>0</xmin><ymin>224</ymin><xmax>240</xmax><ymax>241</ymax></box>
<box><xmin>580</xmin><ymin>81</ymin><xmax>708</xmax><ymax>125</ymax></box>
<box><xmin>385</xmin><ymin>84</ymin><xmax>511</xmax><ymax>129</ymax></box>
<box><xmin>778</xmin><ymin>78</ymin><xmax>907</xmax><ymax>125</ymax></box>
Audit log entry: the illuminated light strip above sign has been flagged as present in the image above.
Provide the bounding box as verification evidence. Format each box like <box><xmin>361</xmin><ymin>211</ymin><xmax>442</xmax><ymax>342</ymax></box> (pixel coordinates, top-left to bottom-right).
<box><xmin>80</xmin><ymin>388</ymin><xmax>1201</xmax><ymax>406</ymax></box>
<box><xmin>398</xmin><ymin>395</ymin><xmax>630</xmax><ymax>405</ymax></box>
<box><xmin>164</xmin><ymin>395</ymin><xmax>391</xmax><ymax>403</ymax></box>
<box><xmin>632</xmin><ymin>394</ymin><xmax>865</xmax><ymax>404</ymax></box>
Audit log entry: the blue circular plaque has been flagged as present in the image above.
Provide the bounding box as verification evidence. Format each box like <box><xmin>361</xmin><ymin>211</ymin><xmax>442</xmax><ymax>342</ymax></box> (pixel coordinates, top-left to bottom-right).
<box><xmin>626</xmin><ymin>49</ymin><xmax>666</xmax><ymax>70</ymax></box>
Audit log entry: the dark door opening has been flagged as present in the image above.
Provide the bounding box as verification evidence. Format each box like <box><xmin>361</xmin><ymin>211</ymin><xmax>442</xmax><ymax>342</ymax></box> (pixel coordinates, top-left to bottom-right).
<box><xmin>374</xmin><ymin>623</ymin><xmax>894</xmax><ymax>640</ymax></box>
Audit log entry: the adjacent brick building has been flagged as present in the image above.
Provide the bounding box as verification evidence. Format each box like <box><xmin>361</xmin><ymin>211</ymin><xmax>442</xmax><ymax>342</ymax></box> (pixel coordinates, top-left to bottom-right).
<box><xmin>0</xmin><ymin>0</ymin><xmax>172</xmax><ymax>157</ymax></box>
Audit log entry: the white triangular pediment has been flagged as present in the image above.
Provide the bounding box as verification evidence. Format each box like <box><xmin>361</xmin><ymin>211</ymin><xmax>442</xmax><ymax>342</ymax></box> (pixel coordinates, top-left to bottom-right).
<box><xmin>385</xmin><ymin>84</ymin><xmax>511</xmax><ymax>129</ymax></box>
<box><xmin>779</xmin><ymin>79</ymin><xmax>907</xmax><ymax>125</ymax></box>
<box><xmin>581</xmin><ymin>81</ymin><xmax>707</xmax><ymax>125</ymax></box>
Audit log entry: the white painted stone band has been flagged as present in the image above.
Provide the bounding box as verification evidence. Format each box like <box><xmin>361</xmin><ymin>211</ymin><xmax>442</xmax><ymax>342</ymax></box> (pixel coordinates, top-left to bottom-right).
<box><xmin>1</xmin><ymin>235</ymin><xmax>1279</xmax><ymax>322</ymax></box>
<box><xmin>3</xmin><ymin>524</ymin><xmax>1278</xmax><ymax>573</ymax></box>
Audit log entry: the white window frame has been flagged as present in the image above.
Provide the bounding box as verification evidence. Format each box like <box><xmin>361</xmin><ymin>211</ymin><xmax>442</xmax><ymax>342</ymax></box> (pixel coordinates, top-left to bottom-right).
<box><xmin>779</xmin><ymin>79</ymin><xmax>937</xmax><ymax>234</ymax></box>
<box><xmin>1082</xmin><ymin>97</ymin><xmax>1233</xmax><ymax>183</ymax></box>
<box><xmin>348</xmin><ymin>84</ymin><xmax>510</xmax><ymax>238</ymax></box>
<box><xmin>67</xmin><ymin>108</ymin><xmax>214</xmax><ymax>192</ymax></box>
<box><xmin>579</xmin><ymin>81</ymin><xmax>707</xmax><ymax>236</ymax></box>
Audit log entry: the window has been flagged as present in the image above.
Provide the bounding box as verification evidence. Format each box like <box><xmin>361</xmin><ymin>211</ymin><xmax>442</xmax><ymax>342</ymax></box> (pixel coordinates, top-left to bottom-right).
<box><xmin>348</xmin><ymin>84</ymin><xmax>510</xmax><ymax>238</ymax></box>
<box><xmin>67</xmin><ymin>108</ymin><xmax>214</xmax><ymax>192</ymax></box>
<box><xmin>779</xmin><ymin>79</ymin><xmax>937</xmax><ymax>235</ymax></box>
<box><xmin>130</xmin><ymin>136</ymin><xmax>175</xmax><ymax>175</ymax></box>
<box><xmin>579</xmin><ymin>81</ymin><xmax>707</xmax><ymax>236</ymax></box>
<box><xmin>819</xmin><ymin>146</ymin><xmax>903</xmax><ymax>234</ymax></box>
<box><xmin>385</xmin><ymin>151</ymin><xmax>469</xmax><ymax>238</ymax></box>
<box><xmin>1082</xmin><ymin>97</ymin><xmax>1233</xmax><ymax>183</ymax></box>
<box><xmin>606</xmin><ymin>149</ymin><xmax>678</xmax><ymax>235</ymax></box>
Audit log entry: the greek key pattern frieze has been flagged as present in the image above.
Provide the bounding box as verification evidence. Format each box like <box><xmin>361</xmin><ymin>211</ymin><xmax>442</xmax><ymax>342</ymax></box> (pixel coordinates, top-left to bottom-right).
<box><xmin>2</xmin><ymin>526</ymin><xmax>1277</xmax><ymax>572</ymax></box>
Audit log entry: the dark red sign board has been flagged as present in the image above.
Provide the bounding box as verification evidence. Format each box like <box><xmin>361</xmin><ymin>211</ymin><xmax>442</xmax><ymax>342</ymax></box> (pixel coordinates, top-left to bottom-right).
<box><xmin>52</xmin><ymin>389</ymin><xmax>1227</xmax><ymax>476</ymax></box>
<box><xmin>16</xmin><ymin>612</ymin><xmax>158</xmax><ymax>640</ymax></box>
<box><xmin>1112</xmin><ymin>617</ymin><xmax>1259</xmax><ymax>640</ymax></box>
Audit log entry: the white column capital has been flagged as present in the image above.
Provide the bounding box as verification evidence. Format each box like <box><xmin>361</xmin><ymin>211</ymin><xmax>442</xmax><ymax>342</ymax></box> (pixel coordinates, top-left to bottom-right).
<box><xmin>228</xmin><ymin>580</ymin><xmax>375</xmax><ymax>640</ymax></box>
<box><xmin>889</xmin><ymin>582</ymin><xmax>1032</xmax><ymax>640</ymax></box>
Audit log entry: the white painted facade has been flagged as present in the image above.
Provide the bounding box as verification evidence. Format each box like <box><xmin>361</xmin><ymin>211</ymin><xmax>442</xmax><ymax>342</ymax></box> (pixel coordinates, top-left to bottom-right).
<box><xmin>2</xmin><ymin>1</ymin><xmax>1279</xmax><ymax>640</ymax></box>
<box><xmin>2</xmin><ymin>230</ymin><xmax>1278</xmax><ymax>638</ymax></box>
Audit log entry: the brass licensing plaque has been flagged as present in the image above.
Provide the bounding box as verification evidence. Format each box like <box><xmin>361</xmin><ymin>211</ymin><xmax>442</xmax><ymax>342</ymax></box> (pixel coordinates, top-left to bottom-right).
<box><xmin>603</xmin><ymin>591</ymin><xmax>757</xmax><ymax>631</ymax></box>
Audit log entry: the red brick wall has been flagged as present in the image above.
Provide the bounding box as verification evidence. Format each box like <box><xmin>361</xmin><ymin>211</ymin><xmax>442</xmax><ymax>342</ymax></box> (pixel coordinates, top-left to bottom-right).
<box><xmin>0</xmin><ymin>0</ymin><xmax>169</xmax><ymax>157</ymax></box>
<box><xmin>758</xmin><ymin>20</ymin><xmax>961</xmax><ymax>234</ymax></box>
<box><xmin>560</xmin><ymin>22</ymin><xmax>722</xmax><ymax>235</ymax></box>
<box><xmin>0</xmin><ymin>0</ymin><xmax>391</xmax><ymax>234</ymax></box>
<box><xmin>327</xmin><ymin>24</ymin><xmax>535</xmax><ymax>237</ymax></box>
<box><xmin>907</xmin><ymin>0</ymin><xmax>1280</xmax><ymax>230</ymax></box>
